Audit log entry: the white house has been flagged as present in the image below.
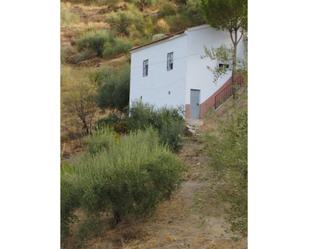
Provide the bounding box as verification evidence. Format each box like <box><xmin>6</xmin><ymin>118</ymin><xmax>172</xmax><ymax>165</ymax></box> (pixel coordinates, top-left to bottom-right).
<box><xmin>129</xmin><ymin>24</ymin><xmax>245</xmax><ymax>119</ymax></box>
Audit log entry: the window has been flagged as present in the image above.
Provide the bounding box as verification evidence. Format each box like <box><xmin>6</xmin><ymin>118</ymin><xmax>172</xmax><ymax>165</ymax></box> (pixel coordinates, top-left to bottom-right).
<box><xmin>143</xmin><ymin>59</ymin><xmax>149</xmax><ymax>77</ymax></box>
<box><xmin>167</xmin><ymin>52</ymin><xmax>173</xmax><ymax>71</ymax></box>
<box><xmin>218</xmin><ymin>63</ymin><xmax>229</xmax><ymax>69</ymax></box>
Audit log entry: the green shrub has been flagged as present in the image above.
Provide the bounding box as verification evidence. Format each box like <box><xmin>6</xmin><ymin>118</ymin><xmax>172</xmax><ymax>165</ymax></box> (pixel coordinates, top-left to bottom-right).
<box><xmin>96</xmin><ymin>113</ymin><xmax>121</xmax><ymax>127</ymax></box>
<box><xmin>76</xmin><ymin>30</ymin><xmax>112</xmax><ymax>57</ymax></box>
<box><xmin>106</xmin><ymin>6</ymin><xmax>142</xmax><ymax>36</ymax></box>
<box><xmin>204</xmin><ymin>110</ymin><xmax>247</xmax><ymax>173</ymax></box>
<box><xmin>63</xmin><ymin>128</ymin><xmax>183</xmax><ymax>225</ymax></box>
<box><xmin>203</xmin><ymin>108</ymin><xmax>247</xmax><ymax>235</ymax></box>
<box><xmin>61</xmin><ymin>167</ymin><xmax>81</xmax><ymax>240</ymax></box>
<box><xmin>128</xmin><ymin>102</ymin><xmax>185</xmax><ymax>151</ymax></box>
<box><xmin>103</xmin><ymin>37</ymin><xmax>132</xmax><ymax>58</ymax></box>
<box><xmin>61</xmin><ymin>46</ymin><xmax>76</xmax><ymax>64</ymax></box>
<box><xmin>128</xmin><ymin>0</ymin><xmax>157</xmax><ymax>11</ymax></box>
<box><xmin>96</xmin><ymin>64</ymin><xmax>130</xmax><ymax>111</ymax></box>
<box><xmin>96</xmin><ymin>113</ymin><xmax>129</xmax><ymax>134</ymax></box>
<box><xmin>75</xmin><ymin>30</ymin><xmax>132</xmax><ymax>61</ymax></box>
<box><xmin>158</xmin><ymin>1</ymin><xmax>177</xmax><ymax>17</ymax></box>
<box><xmin>75</xmin><ymin>216</ymin><xmax>106</xmax><ymax>247</ymax></box>
<box><xmin>71</xmin><ymin>50</ymin><xmax>97</xmax><ymax>64</ymax></box>
<box><xmin>165</xmin><ymin>14</ymin><xmax>191</xmax><ymax>32</ymax></box>
<box><xmin>106</xmin><ymin>5</ymin><xmax>154</xmax><ymax>38</ymax></box>
<box><xmin>85</xmin><ymin>127</ymin><xmax>118</xmax><ymax>155</ymax></box>
<box><xmin>159</xmin><ymin>119</ymin><xmax>184</xmax><ymax>152</ymax></box>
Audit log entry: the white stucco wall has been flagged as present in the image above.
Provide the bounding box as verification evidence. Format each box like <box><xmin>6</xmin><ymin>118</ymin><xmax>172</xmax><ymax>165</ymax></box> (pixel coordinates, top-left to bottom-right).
<box><xmin>129</xmin><ymin>34</ymin><xmax>188</xmax><ymax>110</ymax></box>
<box><xmin>184</xmin><ymin>25</ymin><xmax>245</xmax><ymax>105</ymax></box>
<box><xmin>129</xmin><ymin>24</ymin><xmax>246</xmax><ymax>115</ymax></box>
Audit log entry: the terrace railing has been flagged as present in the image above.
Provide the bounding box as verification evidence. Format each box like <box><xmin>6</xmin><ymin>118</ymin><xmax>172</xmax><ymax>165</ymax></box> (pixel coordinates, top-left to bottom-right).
<box><xmin>214</xmin><ymin>75</ymin><xmax>244</xmax><ymax>109</ymax></box>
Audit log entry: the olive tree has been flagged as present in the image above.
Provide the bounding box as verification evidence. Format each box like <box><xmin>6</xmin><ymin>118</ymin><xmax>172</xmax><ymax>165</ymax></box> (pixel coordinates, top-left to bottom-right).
<box><xmin>62</xmin><ymin>81</ymin><xmax>97</xmax><ymax>135</ymax></box>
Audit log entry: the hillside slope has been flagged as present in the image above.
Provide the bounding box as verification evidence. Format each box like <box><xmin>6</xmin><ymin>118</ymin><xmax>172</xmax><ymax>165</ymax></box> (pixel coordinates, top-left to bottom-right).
<box><xmin>64</xmin><ymin>89</ymin><xmax>247</xmax><ymax>249</ymax></box>
<box><xmin>61</xmin><ymin>0</ymin><xmax>205</xmax><ymax>155</ymax></box>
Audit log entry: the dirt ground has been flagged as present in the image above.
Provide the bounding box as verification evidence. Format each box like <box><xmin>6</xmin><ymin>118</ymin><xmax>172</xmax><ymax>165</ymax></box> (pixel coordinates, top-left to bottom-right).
<box><xmin>79</xmin><ymin>134</ymin><xmax>247</xmax><ymax>249</ymax></box>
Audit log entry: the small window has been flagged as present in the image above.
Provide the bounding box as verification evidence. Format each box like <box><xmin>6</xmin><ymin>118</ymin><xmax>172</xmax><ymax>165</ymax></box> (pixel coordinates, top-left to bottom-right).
<box><xmin>167</xmin><ymin>52</ymin><xmax>173</xmax><ymax>71</ymax></box>
<box><xmin>218</xmin><ymin>63</ymin><xmax>229</xmax><ymax>69</ymax></box>
<box><xmin>143</xmin><ymin>59</ymin><xmax>149</xmax><ymax>77</ymax></box>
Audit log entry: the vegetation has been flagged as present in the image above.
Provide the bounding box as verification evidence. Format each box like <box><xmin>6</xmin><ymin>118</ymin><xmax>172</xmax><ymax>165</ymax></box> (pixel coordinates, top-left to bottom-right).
<box><xmin>203</xmin><ymin>45</ymin><xmax>234</xmax><ymax>82</ymax></box>
<box><xmin>96</xmin><ymin>63</ymin><xmax>130</xmax><ymax>111</ymax></box>
<box><xmin>75</xmin><ymin>216</ymin><xmax>106</xmax><ymax>247</ymax></box>
<box><xmin>202</xmin><ymin>90</ymin><xmax>247</xmax><ymax>235</ymax></box>
<box><xmin>128</xmin><ymin>102</ymin><xmax>185</xmax><ymax>152</ymax></box>
<box><xmin>202</xmin><ymin>0</ymin><xmax>247</xmax><ymax>91</ymax></box>
<box><xmin>62</xmin><ymin>78</ymin><xmax>98</xmax><ymax>135</ymax></box>
<box><xmin>106</xmin><ymin>5</ymin><xmax>151</xmax><ymax>37</ymax></box>
<box><xmin>61</xmin><ymin>164</ymin><xmax>81</xmax><ymax>240</ymax></box>
<box><xmin>158</xmin><ymin>1</ymin><xmax>177</xmax><ymax>17</ymax></box>
<box><xmin>85</xmin><ymin>127</ymin><xmax>117</xmax><ymax>155</ymax></box>
<box><xmin>61</xmin><ymin>128</ymin><xmax>184</xmax><ymax>239</ymax></box>
<box><xmin>96</xmin><ymin>112</ymin><xmax>129</xmax><ymax>133</ymax></box>
<box><xmin>61</xmin><ymin>1</ymin><xmax>247</xmax><ymax>247</ymax></box>
<box><xmin>61</xmin><ymin>3</ymin><xmax>80</xmax><ymax>26</ymax></box>
<box><xmin>76</xmin><ymin>30</ymin><xmax>132</xmax><ymax>59</ymax></box>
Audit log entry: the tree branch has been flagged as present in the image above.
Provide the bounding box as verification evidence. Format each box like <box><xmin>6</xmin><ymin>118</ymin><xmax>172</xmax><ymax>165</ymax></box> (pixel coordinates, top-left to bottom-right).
<box><xmin>229</xmin><ymin>29</ymin><xmax>235</xmax><ymax>44</ymax></box>
<box><xmin>236</xmin><ymin>32</ymin><xmax>243</xmax><ymax>45</ymax></box>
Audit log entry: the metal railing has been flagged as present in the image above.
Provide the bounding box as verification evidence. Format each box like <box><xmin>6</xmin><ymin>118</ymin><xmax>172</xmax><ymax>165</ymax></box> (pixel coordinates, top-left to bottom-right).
<box><xmin>214</xmin><ymin>75</ymin><xmax>243</xmax><ymax>109</ymax></box>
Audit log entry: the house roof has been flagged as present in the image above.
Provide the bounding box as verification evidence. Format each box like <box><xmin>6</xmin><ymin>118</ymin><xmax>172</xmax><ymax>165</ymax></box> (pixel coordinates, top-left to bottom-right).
<box><xmin>130</xmin><ymin>30</ymin><xmax>186</xmax><ymax>52</ymax></box>
<box><xmin>130</xmin><ymin>24</ymin><xmax>210</xmax><ymax>53</ymax></box>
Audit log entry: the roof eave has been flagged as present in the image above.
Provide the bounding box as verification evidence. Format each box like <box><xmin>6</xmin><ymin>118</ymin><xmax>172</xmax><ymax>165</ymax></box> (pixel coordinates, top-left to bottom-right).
<box><xmin>130</xmin><ymin>30</ymin><xmax>186</xmax><ymax>53</ymax></box>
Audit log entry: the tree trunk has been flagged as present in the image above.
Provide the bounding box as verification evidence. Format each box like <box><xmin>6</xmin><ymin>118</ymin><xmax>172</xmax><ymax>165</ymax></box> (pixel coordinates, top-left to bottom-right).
<box><xmin>232</xmin><ymin>42</ymin><xmax>237</xmax><ymax>99</ymax></box>
<box><xmin>231</xmin><ymin>29</ymin><xmax>238</xmax><ymax>99</ymax></box>
<box><xmin>113</xmin><ymin>210</ymin><xmax>121</xmax><ymax>225</ymax></box>
<box><xmin>79</xmin><ymin>114</ymin><xmax>90</xmax><ymax>135</ymax></box>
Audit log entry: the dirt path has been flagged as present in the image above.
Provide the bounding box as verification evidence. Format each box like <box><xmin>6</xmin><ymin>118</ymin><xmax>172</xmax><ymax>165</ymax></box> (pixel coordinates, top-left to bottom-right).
<box><xmin>85</xmin><ymin>135</ymin><xmax>246</xmax><ymax>249</ymax></box>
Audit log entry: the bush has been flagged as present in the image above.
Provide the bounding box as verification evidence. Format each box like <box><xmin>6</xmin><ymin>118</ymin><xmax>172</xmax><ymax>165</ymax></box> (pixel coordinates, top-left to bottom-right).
<box><xmin>61</xmin><ymin>46</ymin><xmax>76</xmax><ymax>64</ymax></box>
<box><xmin>204</xmin><ymin>110</ymin><xmax>247</xmax><ymax>173</ymax></box>
<box><xmin>62</xmin><ymin>80</ymin><xmax>97</xmax><ymax>134</ymax></box>
<box><xmin>96</xmin><ymin>113</ymin><xmax>129</xmax><ymax>134</ymax></box>
<box><xmin>155</xmin><ymin>18</ymin><xmax>170</xmax><ymax>33</ymax></box>
<box><xmin>158</xmin><ymin>1</ymin><xmax>177</xmax><ymax>17</ymax></box>
<box><xmin>203</xmin><ymin>108</ymin><xmax>247</xmax><ymax>235</ymax></box>
<box><xmin>76</xmin><ymin>30</ymin><xmax>112</xmax><ymax>57</ymax></box>
<box><xmin>106</xmin><ymin>5</ymin><xmax>154</xmax><ymax>39</ymax></box>
<box><xmin>106</xmin><ymin>6</ymin><xmax>142</xmax><ymax>36</ymax></box>
<box><xmin>103</xmin><ymin>37</ymin><xmax>132</xmax><ymax>58</ymax></box>
<box><xmin>159</xmin><ymin>118</ymin><xmax>185</xmax><ymax>152</ymax></box>
<box><xmin>62</xmin><ymin>128</ymin><xmax>184</xmax><ymax>228</ymax></box>
<box><xmin>128</xmin><ymin>102</ymin><xmax>185</xmax><ymax>151</ymax></box>
<box><xmin>96</xmin><ymin>113</ymin><xmax>121</xmax><ymax>127</ymax></box>
<box><xmin>75</xmin><ymin>216</ymin><xmax>105</xmax><ymax>247</ymax></box>
<box><xmin>96</xmin><ymin>64</ymin><xmax>130</xmax><ymax>111</ymax></box>
<box><xmin>85</xmin><ymin>127</ymin><xmax>118</xmax><ymax>155</ymax></box>
<box><xmin>128</xmin><ymin>0</ymin><xmax>157</xmax><ymax>11</ymax></box>
<box><xmin>165</xmin><ymin>14</ymin><xmax>191</xmax><ymax>33</ymax></box>
<box><xmin>75</xmin><ymin>30</ymin><xmax>132</xmax><ymax>61</ymax></box>
<box><xmin>71</xmin><ymin>50</ymin><xmax>97</xmax><ymax>64</ymax></box>
<box><xmin>61</xmin><ymin>165</ymin><xmax>81</xmax><ymax>240</ymax></box>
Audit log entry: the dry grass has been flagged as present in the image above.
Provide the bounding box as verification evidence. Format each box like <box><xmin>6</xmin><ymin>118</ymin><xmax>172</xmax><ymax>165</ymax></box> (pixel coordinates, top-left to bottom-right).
<box><xmin>201</xmin><ymin>87</ymin><xmax>248</xmax><ymax>134</ymax></box>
